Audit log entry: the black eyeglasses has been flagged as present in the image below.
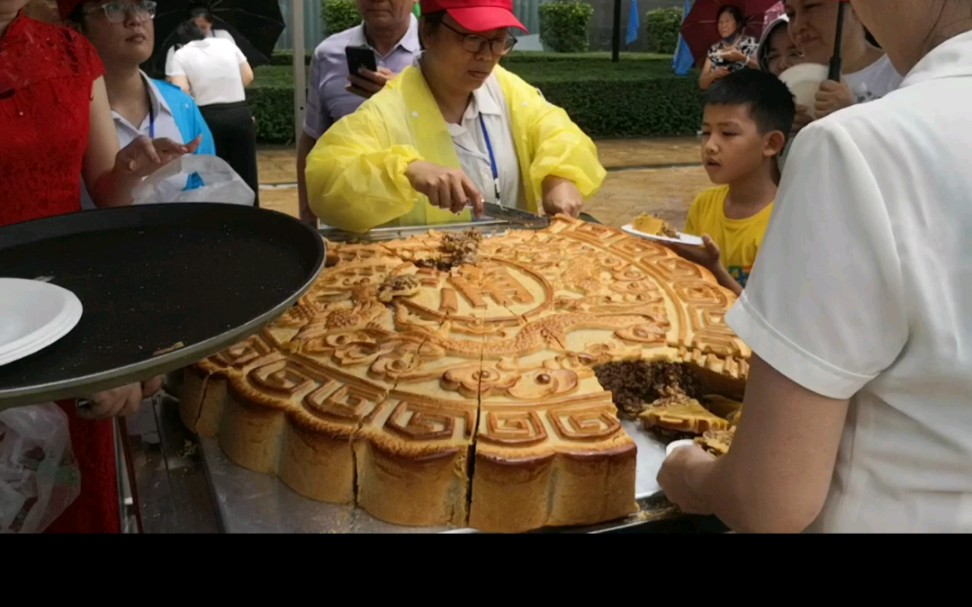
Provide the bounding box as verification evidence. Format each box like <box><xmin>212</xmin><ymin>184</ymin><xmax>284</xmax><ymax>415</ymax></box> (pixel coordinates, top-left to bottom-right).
<box><xmin>440</xmin><ymin>21</ymin><xmax>517</xmax><ymax>56</ymax></box>
<box><xmin>84</xmin><ymin>0</ymin><xmax>157</xmax><ymax>24</ymax></box>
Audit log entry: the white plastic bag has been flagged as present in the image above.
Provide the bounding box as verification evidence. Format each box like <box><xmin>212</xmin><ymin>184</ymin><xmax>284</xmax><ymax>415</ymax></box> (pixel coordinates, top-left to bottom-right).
<box><xmin>132</xmin><ymin>154</ymin><xmax>255</xmax><ymax>206</ymax></box>
<box><xmin>0</xmin><ymin>403</ymin><xmax>80</xmax><ymax>534</ymax></box>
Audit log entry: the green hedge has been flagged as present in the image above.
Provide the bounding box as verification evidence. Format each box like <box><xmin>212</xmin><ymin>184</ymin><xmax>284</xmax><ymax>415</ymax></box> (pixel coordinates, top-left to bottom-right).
<box><xmin>539</xmin><ymin>0</ymin><xmax>595</xmax><ymax>53</ymax></box>
<box><xmin>246</xmin><ymin>56</ymin><xmax>702</xmax><ymax>144</ymax></box>
<box><xmin>645</xmin><ymin>7</ymin><xmax>684</xmax><ymax>55</ymax></box>
<box><xmin>322</xmin><ymin>0</ymin><xmax>360</xmax><ymax>35</ymax></box>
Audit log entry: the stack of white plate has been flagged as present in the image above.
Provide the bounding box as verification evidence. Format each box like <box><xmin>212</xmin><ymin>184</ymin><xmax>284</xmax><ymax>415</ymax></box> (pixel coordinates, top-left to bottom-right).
<box><xmin>0</xmin><ymin>278</ymin><xmax>83</xmax><ymax>367</ymax></box>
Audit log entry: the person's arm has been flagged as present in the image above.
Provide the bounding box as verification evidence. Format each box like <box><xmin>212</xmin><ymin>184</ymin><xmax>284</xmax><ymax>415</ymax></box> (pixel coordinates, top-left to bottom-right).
<box><xmin>190</xmin><ymin>101</ymin><xmax>216</xmax><ymax>156</ymax></box>
<box><xmin>541</xmin><ymin>176</ymin><xmax>583</xmax><ymax>218</ymax></box>
<box><xmin>521</xmin><ymin>81</ymin><xmax>606</xmax><ymax>213</ymax></box>
<box><xmin>667</xmin><ymin>235</ymin><xmax>742</xmax><ymax>296</ymax></box>
<box><xmin>167</xmin><ymin>54</ymin><xmax>191</xmax><ymax>95</ymax></box>
<box><xmin>298</xmin><ymin>55</ymin><xmax>334</xmax><ymax>225</ymax></box>
<box><xmin>78</xmin><ymin>376</ymin><xmax>165</xmax><ymax>420</ymax></box>
<box><xmin>658</xmin><ymin>355</ymin><xmax>849</xmax><ymax>532</ymax></box>
<box><xmin>169</xmin><ymin>75</ymin><xmax>190</xmax><ymax>95</ymax></box>
<box><xmin>699</xmin><ymin>57</ymin><xmax>729</xmax><ymax>90</ymax></box>
<box><xmin>304</xmin><ymin>105</ymin><xmax>423</xmax><ymax>232</ymax></box>
<box><xmin>814</xmin><ymin>79</ymin><xmax>856</xmax><ymax>119</ymax></box>
<box><xmin>239</xmin><ymin>61</ymin><xmax>254</xmax><ymax>87</ymax></box>
<box><xmin>234</xmin><ymin>45</ymin><xmax>254</xmax><ymax>87</ymax></box>
<box><xmin>83</xmin><ymin>78</ymin><xmax>200</xmax><ymax>207</ymax></box>
<box><xmin>297</xmin><ymin>131</ymin><xmax>319</xmax><ymax>225</ymax></box>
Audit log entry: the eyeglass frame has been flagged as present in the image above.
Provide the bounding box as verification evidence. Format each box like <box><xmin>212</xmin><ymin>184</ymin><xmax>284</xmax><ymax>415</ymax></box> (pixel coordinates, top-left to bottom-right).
<box><xmin>439</xmin><ymin>20</ymin><xmax>518</xmax><ymax>56</ymax></box>
<box><xmin>83</xmin><ymin>0</ymin><xmax>158</xmax><ymax>23</ymax></box>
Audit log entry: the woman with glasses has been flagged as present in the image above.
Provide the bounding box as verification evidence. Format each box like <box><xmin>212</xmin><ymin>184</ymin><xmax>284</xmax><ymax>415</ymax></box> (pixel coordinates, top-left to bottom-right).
<box><xmin>757</xmin><ymin>15</ymin><xmax>805</xmax><ymax>77</ymax></box>
<box><xmin>167</xmin><ymin>17</ymin><xmax>258</xmax><ymax>206</ymax></box>
<box><xmin>63</xmin><ymin>0</ymin><xmax>216</xmax><ymax>210</ymax></box>
<box><xmin>1</xmin><ymin>0</ymin><xmax>198</xmax><ymax>533</ymax></box>
<box><xmin>784</xmin><ymin>0</ymin><xmax>902</xmax><ymax>130</ymax></box>
<box><xmin>304</xmin><ymin>0</ymin><xmax>605</xmax><ymax>233</ymax></box>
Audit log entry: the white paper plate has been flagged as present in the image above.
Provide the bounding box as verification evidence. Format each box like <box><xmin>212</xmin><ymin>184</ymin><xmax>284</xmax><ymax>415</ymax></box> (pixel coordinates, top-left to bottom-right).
<box><xmin>779</xmin><ymin>63</ymin><xmax>829</xmax><ymax>117</ymax></box>
<box><xmin>0</xmin><ymin>278</ymin><xmax>83</xmax><ymax>367</ymax></box>
<box><xmin>622</xmin><ymin>224</ymin><xmax>704</xmax><ymax>247</ymax></box>
<box><xmin>666</xmin><ymin>439</ymin><xmax>697</xmax><ymax>457</ymax></box>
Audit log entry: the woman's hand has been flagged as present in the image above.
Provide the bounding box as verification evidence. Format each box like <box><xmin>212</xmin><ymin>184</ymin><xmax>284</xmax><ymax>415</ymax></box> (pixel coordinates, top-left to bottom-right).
<box><xmin>77</xmin><ymin>376</ymin><xmax>165</xmax><ymax>421</ymax></box>
<box><xmin>115</xmin><ymin>135</ymin><xmax>202</xmax><ymax>178</ymax></box>
<box><xmin>657</xmin><ymin>443</ymin><xmax>717</xmax><ymax>515</ymax></box>
<box><xmin>814</xmin><ymin>80</ymin><xmax>855</xmax><ymax>119</ymax></box>
<box><xmin>541</xmin><ymin>176</ymin><xmax>583</xmax><ymax>218</ymax></box>
<box><xmin>405</xmin><ymin>161</ymin><xmax>485</xmax><ymax>217</ymax></box>
<box><xmin>792</xmin><ymin>104</ymin><xmax>814</xmax><ymax>135</ymax></box>
<box><xmin>721</xmin><ymin>49</ymin><xmax>748</xmax><ymax>63</ymax></box>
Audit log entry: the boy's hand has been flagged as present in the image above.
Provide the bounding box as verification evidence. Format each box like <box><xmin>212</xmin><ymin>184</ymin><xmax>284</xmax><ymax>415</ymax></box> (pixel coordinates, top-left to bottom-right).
<box><xmin>666</xmin><ymin>234</ymin><xmax>721</xmax><ymax>270</ymax></box>
<box><xmin>814</xmin><ymin>80</ymin><xmax>855</xmax><ymax>119</ymax></box>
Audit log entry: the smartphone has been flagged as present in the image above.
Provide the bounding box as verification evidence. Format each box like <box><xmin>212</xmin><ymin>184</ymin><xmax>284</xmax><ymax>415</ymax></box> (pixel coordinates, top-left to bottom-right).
<box><xmin>345</xmin><ymin>45</ymin><xmax>378</xmax><ymax>75</ymax></box>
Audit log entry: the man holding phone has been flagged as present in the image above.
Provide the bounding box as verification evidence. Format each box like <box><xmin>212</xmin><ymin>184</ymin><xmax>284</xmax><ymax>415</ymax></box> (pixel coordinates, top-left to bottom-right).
<box><xmin>298</xmin><ymin>0</ymin><xmax>421</xmax><ymax>225</ymax></box>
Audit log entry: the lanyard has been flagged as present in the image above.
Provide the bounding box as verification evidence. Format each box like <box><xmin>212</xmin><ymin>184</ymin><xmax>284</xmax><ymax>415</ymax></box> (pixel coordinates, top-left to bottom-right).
<box><xmin>478</xmin><ymin>114</ymin><xmax>501</xmax><ymax>207</ymax></box>
<box><xmin>148</xmin><ymin>99</ymin><xmax>156</xmax><ymax>139</ymax></box>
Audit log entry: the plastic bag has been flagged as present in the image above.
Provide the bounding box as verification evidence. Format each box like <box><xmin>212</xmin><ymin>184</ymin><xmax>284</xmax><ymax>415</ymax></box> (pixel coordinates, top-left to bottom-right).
<box><xmin>0</xmin><ymin>403</ymin><xmax>81</xmax><ymax>534</ymax></box>
<box><xmin>132</xmin><ymin>154</ymin><xmax>255</xmax><ymax>206</ymax></box>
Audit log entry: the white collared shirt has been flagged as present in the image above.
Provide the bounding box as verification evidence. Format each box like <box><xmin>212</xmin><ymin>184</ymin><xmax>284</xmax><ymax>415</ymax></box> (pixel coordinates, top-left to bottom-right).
<box><xmin>82</xmin><ymin>73</ymin><xmax>188</xmax><ymax>210</ymax></box>
<box><xmin>726</xmin><ymin>30</ymin><xmax>972</xmax><ymax>533</ymax></box>
<box><xmin>445</xmin><ymin>73</ymin><xmax>524</xmax><ymax>210</ymax></box>
<box><xmin>304</xmin><ymin>15</ymin><xmax>421</xmax><ymax>138</ymax></box>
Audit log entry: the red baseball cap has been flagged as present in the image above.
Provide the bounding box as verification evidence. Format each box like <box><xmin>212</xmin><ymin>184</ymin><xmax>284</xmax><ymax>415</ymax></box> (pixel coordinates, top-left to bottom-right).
<box><xmin>421</xmin><ymin>0</ymin><xmax>528</xmax><ymax>34</ymax></box>
<box><xmin>57</xmin><ymin>0</ymin><xmax>85</xmax><ymax>20</ymax></box>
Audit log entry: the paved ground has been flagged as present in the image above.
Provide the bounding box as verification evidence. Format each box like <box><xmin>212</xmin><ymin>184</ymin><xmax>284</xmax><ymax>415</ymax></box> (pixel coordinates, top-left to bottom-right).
<box><xmin>256</xmin><ymin>136</ymin><xmax>709</xmax><ymax>231</ymax></box>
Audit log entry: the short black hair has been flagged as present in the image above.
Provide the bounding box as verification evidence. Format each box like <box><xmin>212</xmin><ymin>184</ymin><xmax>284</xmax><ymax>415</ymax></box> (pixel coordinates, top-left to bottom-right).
<box><xmin>174</xmin><ymin>19</ymin><xmax>207</xmax><ymax>48</ymax></box>
<box><xmin>703</xmin><ymin>68</ymin><xmax>796</xmax><ymax>139</ymax></box>
<box><xmin>717</xmin><ymin>5</ymin><xmax>746</xmax><ymax>31</ymax></box>
<box><xmin>188</xmin><ymin>3</ymin><xmax>215</xmax><ymax>23</ymax></box>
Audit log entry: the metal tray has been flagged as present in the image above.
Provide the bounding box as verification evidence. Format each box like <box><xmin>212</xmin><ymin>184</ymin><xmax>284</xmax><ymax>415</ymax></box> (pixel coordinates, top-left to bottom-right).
<box><xmin>191</xmin><ymin>416</ymin><xmax>673</xmax><ymax>533</ymax></box>
<box><xmin>0</xmin><ymin>204</ymin><xmax>325</xmax><ymax>409</ymax></box>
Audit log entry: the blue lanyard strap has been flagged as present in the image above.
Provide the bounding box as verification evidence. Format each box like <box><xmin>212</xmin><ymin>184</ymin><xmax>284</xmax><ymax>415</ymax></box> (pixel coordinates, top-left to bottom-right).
<box><xmin>478</xmin><ymin>113</ymin><xmax>501</xmax><ymax>206</ymax></box>
<box><xmin>148</xmin><ymin>100</ymin><xmax>156</xmax><ymax>139</ymax></box>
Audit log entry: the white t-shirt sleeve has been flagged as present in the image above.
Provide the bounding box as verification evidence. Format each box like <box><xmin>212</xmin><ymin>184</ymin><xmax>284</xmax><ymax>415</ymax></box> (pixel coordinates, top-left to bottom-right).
<box><xmin>167</xmin><ymin>50</ymin><xmax>186</xmax><ymax>77</ymax></box>
<box><xmin>725</xmin><ymin>119</ymin><xmax>909</xmax><ymax>400</ymax></box>
<box><xmin>233</xmin><ymin>43</ymin><xmax>247</xmax><ymax>65</ymax></box>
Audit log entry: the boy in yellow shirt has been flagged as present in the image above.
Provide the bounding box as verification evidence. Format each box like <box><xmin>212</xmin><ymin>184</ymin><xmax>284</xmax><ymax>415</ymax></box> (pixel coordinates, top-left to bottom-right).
<box><xmin>670</xmin><ymin>69</ymin><xmax>795</xmax><ymax>295</ymax></box>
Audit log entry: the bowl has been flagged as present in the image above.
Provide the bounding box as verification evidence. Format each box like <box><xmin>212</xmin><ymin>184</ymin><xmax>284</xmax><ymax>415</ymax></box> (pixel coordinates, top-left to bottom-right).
<box><xmin>779</xmin><ymin>63</ymin><xmax>829</xmax><ymax>117</ymax></box>
<box><xmin>666</xmin><ymin>439</ymin><xmax>698</xmax><ymax>457</ymax></box>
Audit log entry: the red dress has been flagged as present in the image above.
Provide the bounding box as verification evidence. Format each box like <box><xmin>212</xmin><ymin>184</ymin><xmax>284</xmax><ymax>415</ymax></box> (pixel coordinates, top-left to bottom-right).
<box><xmin>0</xmin><ymin>12</ymin><xmax>120</xmax><ymax>533</ymax></box>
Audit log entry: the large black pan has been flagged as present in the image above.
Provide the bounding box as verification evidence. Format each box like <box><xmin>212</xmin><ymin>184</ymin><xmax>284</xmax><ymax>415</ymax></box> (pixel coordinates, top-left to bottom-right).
<box><xmin>0</xmin><ymin>203</ymin><xmax>324</xmax><ymax>410</ymax></box>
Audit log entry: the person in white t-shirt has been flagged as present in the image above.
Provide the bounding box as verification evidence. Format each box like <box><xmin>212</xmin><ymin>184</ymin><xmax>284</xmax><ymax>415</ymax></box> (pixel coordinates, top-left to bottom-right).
<box><xmin>783</xmin><ymin>0</ymin><xmax>902</xmax><ymax>131</ymax></box>
<box><xmin>658</xmin><ymin>0</ymin><xmax>972</xmax><ymax>533</ymax></box>
<box><xmin>163</xmin><ymin>4</ymin><xmax>236</xmax><ymax>77</ymax></box>
<box><xmin>167</xmin><ymin>18</ymin><xmax>259</xmax><ymax>206</ymax></box>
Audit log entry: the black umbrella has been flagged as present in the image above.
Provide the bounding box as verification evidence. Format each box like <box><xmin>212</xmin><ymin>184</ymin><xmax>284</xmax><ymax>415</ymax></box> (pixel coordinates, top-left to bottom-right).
<box><xmin>146</xmin><ymin>0</ymin><xmax>285</xmax><ymax>77</ymax></box>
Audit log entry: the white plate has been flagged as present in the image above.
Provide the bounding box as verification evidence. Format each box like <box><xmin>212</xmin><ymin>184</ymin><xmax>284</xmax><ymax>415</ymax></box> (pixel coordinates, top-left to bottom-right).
<box><xmin>779</xmin><ymin>63</ymin><xmax>829</xmax><ymax>117</ymax></box>
<box><xmin>666</xmin><ymin>439</ymin><xmax>697</xmax><ymax>457</ymax></box>
<box><xmin>0</xmin><ymin>278</ymin><xmax>83</xmax><ymax>367</ymax></box>
<box><xmin>621</xmin><ymin>224</ymin><xmax>704</xmax><ymax>247</ymax></box>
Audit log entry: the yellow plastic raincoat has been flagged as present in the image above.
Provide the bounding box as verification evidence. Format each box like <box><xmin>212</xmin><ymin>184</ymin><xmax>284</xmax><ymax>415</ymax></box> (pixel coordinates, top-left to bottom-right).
<box><xmin>305</xmin><ymin>64</ymin><xmax>606</xmax><ymax>233</ymax></box>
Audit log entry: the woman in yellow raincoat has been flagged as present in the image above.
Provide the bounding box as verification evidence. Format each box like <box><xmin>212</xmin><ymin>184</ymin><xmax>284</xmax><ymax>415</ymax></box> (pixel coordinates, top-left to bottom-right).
<box><xmin>304</xmin><ymin>0</ymin><xmax>606</xmax><ymax>233</ymax></box>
